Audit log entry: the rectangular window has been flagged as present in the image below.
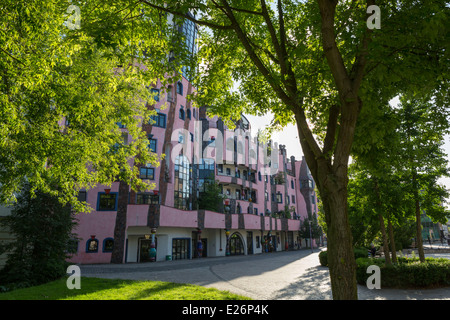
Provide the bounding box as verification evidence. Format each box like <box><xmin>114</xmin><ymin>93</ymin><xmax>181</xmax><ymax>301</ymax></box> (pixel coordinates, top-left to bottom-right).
<box><xmin>98</xmin><ymin>193</ymin><xmax>118</xmax><ymax>211</ymax></box>
<box><xmin>140</xmin><ymin>167</ymin><xmax>155</xmax><ymax>180</ymax></box>
<box><xmin>276</xmin><ymin>193</ymin><xmax>282</xmax><ymax>204</ymax></box>
<box><xmin>292</xmin><ymin>195</ymin><xmax>295</xmax><ymax>204</ymax></box>
<box><xmin>151</xmin><ymin>88</ymin><xmax>160</xmax><ymax>101</ymax></box>
<box><xmin>77</xmin><ymin>190</ymin><xmax>87</xmax><ymax>202</ymax></box>
<box><xmin>136</xmin><ymin>193</ymin><xmax>159</xmax><ymax>204</ymax></box>
<box><xmin>150</xmin><ymin>113</ymin><xmax>166</xmax><ymax>128</ymax></box>
<box><xmin>148</xmin><ymin>138</ymin><xmax>157</xmax><ymax>153</ymax></box>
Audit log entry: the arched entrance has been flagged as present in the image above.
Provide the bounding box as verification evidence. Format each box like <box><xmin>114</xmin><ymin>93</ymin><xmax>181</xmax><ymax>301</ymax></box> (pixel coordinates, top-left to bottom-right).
<box><xmin>229</xmin><ymin>232</ymin><xmax>245</xmax><ymax>255</ymax></box>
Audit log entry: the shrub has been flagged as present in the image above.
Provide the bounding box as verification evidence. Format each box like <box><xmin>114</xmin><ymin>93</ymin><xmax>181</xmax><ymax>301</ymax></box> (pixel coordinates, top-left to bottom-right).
<box><xmin>355</xmin><ymin>257</ymin><xmax>450</xmax><ymax>289</ymax></box>
<box><xmin>318</xmin><ymin>247</ymin><xmax>370</xmax><ymax>267</ymax></box>
<box><xmin>319</xmin><ymin>251</ymin><xmax>328</xmax><ymax>267</ymax></box>
<box><xmin>0</xmin><ymin>183</ymin><xmax>78</xmax><ymax>290</ymax></box>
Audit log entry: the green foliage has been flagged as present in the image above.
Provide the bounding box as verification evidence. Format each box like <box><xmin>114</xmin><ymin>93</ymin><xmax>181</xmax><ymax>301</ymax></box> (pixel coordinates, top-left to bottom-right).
<box><xmin>0</xmin><ymin>0</ymin><xmax>185</xmax><ymax>211</ymax></box>
<box><xmin>319</xmin><ymin>251</ymin><xmax>328</xmax><ymax>267</ymax></box>
<box><xmin>0</xmin><ymin>277</ymin><xmax>251</xmax><ymax>300</ymax></box>
<box><xmin>299</xmin><ymin>215</ymin><xmax>322</xmax><ymax>242</ymax></box>
<box><xmin>197</xmin><ymin>179</ymin><xmax>223</xmax><ymax>212</ymax></box>
<box><xmin>0</xmin><ymin>183</ymin><xmax>78</xmax><ymax>289</ymax></box>
<box><xmin>319</xmin><ymin>247</ymin><xmax>370</xmax><ymax>267</ymax></box>
<box><xmin>349</xmin><ymin>93</ymin><xmax>450</xmax><ymax>250</ymax></box>
<box><xmin>356</xmin><ymin>257</ymin><xmax>450</xmax><ymax>288</ymax></box>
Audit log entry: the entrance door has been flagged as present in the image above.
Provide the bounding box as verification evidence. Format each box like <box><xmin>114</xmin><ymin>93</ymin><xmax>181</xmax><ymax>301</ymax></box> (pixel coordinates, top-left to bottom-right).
<box><xmin>192</xmin><ymin>238</ymin><xmax>207</xmax><ymax>258</ymax></box>
<box><xmin>139</xmin><ymin>237</ymin><xmax>157</xmax><ymax>262</ymax></box>
<box><xmin>172</xmin><ymin>238</ymin><xmax>190</xmax><ymax>260</ymax></box>
<box><xmin>271</xmin><ymin>235</ymin><xmax>277</xmax><ymax>252</ymax></box>
<box><xmin>230</xmin><ymin>233</ymin><xmax>244</xmax><ymax>255</ymax></box>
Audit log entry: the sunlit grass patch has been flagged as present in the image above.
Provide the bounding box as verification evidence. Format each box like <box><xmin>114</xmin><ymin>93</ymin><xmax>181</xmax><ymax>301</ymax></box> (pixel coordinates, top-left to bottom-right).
<box><xmin>0</xmin><ymin>277</ymin><xmax>251</xmax><ymax>300</ymax></box>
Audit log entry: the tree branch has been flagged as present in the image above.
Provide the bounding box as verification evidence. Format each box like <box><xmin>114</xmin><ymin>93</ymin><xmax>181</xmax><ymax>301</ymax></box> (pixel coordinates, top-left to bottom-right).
<box><xmin>349</xmin><ymin>0</ymin><xmax>375</xmax><ymax>92</ymax></box>
<box><xmin>317</xmin><ymin>0</ymin><xmax>352</xmax><ymax>97</ymax></box>
<box><xmin>322</xmin><ymin>103</ymin><xmax>340</xmax><ymax>156</ymax></box>
<box><xmin>277</xmin><ymin>0</ymin><xmax>298</xmax><ymax>100</ymax></box>
<box><xmin>139</xmin><ymin>0</ymin><xmax>234</xmax><ymax>30</ymax></box>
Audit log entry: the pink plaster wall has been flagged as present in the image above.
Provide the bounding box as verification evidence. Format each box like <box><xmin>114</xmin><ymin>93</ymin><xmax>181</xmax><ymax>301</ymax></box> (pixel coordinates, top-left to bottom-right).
<box><xmin>204</xmin><ymin>210</ymin><xmax>226</xmax><ymax>229</ymax></box>
<box><xmin>159</xmin><ymin>205</ymin><xmax>198</xmax><ymax>228</ymax></box>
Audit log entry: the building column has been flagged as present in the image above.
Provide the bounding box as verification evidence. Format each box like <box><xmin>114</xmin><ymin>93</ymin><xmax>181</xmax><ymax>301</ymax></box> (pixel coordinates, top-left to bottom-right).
<box><xmin>196</xmin><ymin>228</ymin><xmax>203</xmax><ymax>258</ymax></box>
<box><xmin>225</xmin><ymin>229</ymin><xmax>231</xmax><ymax>256</ymax></box>
<box><xmin>149</xmin><ymin>227</ymin><xmax>157</xmax><ymax>262</ymax></box>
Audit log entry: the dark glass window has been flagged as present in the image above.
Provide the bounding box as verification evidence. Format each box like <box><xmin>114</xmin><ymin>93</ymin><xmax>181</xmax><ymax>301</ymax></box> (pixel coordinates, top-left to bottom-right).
<box><xmin>148</xmin><ymin>138</ymin><xmax>157</xmax><ymax>153</ymax></box>
<box><xmin>150</xmin><ymin>113</ymin><xmax>166</xmax><ymax>128</ymax></box>
<box><xmin>77</xmin><ymin>190</ymin><xmax>87</xmax><ymax>202</ymax></box>
<box><xmin>177</xmin><ymin>82</ymin><xmax>183</xmax><ymax>95</ymax></box>
<box><xmin>150</xmin><ymin>88</ymin><xmax>160</xmax><ymax>101</ymax></box>
<box><xmin>103</xmin><ymin>238</ymin><xmax>114</xmax><ymax>252</ymax></box>
<box><xmin>140</xmin><ymin>167</ymin><xmax>155</xmax><ymax>180</ymax></box>
<box><xmin>174</xmin><ymin>155</ymin><xmax>191</xmax><ymax>210</ymax></box>
<box><xmin>136</xmin><ymin>193</ymin><xmax>160</xmax><ymax>204</ymax></box>
<box><xmin>98</xmin><ymin>193</ymin><xmax>117</xmax><ymax>211</ymax></box>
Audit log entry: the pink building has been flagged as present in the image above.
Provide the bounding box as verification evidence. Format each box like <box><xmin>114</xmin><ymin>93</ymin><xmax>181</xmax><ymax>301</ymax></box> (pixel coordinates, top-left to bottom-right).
<box><xmin>68</xmin><ymin>14</ymin><xmax>320</xmax><ymax>265</ymax></box>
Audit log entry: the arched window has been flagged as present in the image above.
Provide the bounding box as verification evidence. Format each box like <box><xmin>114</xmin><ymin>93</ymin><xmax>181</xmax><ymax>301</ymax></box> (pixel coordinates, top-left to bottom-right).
<box><xmin>167</xmin><ymin>85</ymin><xmax>173</xmax><ymax>101</ymax></box>
<box><xmin>177</xmin><ymin>81</ymin><xmax>183</xmax><ymax>95</ymax></box>
<box><xmin>186</xmin><ymin>108</ymin><xmax>191</xmax><ymax>119</ymax></box>
<box><xmin>179</xmin><ymin>107</ymin><xmax>185</xmax><ymax>120</ymax></box>
<box><xmin>103</xmin><ymin>238</ymin><xmax>114</xmax><ymax>252</ymax></box>
<box><xmin>86</xmin><ymin>238</ymin><xmax>98</xmax><ymax>253</ymax></box>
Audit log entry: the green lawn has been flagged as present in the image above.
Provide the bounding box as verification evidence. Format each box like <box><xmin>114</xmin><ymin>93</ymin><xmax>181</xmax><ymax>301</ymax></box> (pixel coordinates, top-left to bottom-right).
<box><xmin>0</xmin><ymin>277</ymin><xmax>251</xmax><ymax>300</ymax></box>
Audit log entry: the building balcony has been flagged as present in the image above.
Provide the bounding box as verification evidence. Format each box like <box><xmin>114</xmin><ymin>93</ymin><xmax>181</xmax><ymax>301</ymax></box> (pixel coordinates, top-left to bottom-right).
<box><xmin>128</xmin><ymin>203</ymin><xmax>303</xmax><ymax>232</ymax></box>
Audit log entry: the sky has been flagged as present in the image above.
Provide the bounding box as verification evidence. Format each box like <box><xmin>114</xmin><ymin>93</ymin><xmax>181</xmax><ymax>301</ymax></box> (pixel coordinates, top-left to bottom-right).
<box><xmin>244</xmin><ymin>113</ymin><xmax>450</xmax><ymax>209</ymax></box>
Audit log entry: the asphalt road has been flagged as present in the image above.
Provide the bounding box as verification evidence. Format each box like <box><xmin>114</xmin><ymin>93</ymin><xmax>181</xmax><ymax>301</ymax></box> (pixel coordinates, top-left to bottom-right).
<box><xmin>79</xmin><ymin>249</ymin><xmax>450</xmax><ymax>300</ymax></box>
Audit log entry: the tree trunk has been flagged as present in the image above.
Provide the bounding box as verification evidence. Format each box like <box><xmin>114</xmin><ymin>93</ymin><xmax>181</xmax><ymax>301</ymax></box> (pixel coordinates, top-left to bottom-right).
<box><xmin>319</xmin><ymin>178</ymin><xmax>357</xmax><ymax>300</ymax></box>
<box><xmin>110</xmin><ymin>179</ymin><xmax>129</xmax><ymax>264</ymax></box>
<box><xmin>373</xmin><ymin>178</ymin><xmax>391</xmax><ymax>265</ymax></box>
<box><xmin>415</xmin><ymin>198</ymin><xmax>425</xmax><ymax>262</ymax></box>
<box><xmin>387</xmin><ymin>217</ymin><xmax>397</xmax><ymax>263</ymax></box>
<box><xmin>378</xmin><ymin>213</ymin><xmax>391</xmax><ymax>265</ymax></box>
<box><xmin>412</xmin><ymin>171</ymin><xmax>425</xmax><ymax>263</ymax></box>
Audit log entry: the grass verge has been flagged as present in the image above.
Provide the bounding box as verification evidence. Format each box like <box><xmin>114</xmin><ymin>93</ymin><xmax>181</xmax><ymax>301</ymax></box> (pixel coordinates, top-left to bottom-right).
<box><xmin>0</xmin><ymin>277</ymin><xmax>251</xmax><ymax>300</ymax></box>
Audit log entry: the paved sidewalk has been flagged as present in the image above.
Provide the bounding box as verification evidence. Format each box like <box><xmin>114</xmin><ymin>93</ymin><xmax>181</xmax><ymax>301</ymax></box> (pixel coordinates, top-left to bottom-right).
<box><xmin>79</xmin><ymin>249</ymin><xmax>450</xmax><ymax>300</ymax></box>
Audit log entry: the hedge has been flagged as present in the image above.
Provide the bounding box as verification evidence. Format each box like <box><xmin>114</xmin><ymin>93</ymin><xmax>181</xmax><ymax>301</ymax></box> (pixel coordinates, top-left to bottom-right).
<box><xmin>319</xmin><ymin>247</ymin><xmax>368</xmax><ymax>267</ymax></box>
<box><xmin>355</xmin><ymin>257</ymin><xmax>450</xmax><ymax>289</ymax></box>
